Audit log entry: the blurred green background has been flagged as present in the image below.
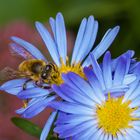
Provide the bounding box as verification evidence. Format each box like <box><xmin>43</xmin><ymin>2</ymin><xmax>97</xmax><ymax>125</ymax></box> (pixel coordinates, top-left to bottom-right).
<box><xmin>0</xmin><ymin>0</ymin><xmax>140</xmax><ymax>140</ymax></box>
<box><xmin>0</xmin><ymin>0</ymin><xmax>140</xmax><ymax>56</ymax></box>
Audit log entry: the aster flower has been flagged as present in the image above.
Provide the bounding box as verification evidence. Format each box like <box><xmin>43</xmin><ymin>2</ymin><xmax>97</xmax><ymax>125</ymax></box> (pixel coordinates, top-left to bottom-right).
<box><xmin>1</xmin><ymin>12</ymin><xmax>119</xmax><ymax>117</ymax></box>
<box><xmin>0</xmin><ymin>13</ymin><xmax>119</xmax><ymax>139</ymax></box>
<box><xmin>49</xmin><ymin>51</ymin><xmax>140</xmax><ymax>140</ymax></box>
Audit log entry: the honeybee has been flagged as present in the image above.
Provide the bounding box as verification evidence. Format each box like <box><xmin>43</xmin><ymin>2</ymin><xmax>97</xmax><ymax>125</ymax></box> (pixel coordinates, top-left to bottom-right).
<box><xmin>19</xmin><ymin>59</ymin><xmax>60</xmax><ymax>88</ymax></box>
<box><xmin>0</xmin><ymin>43</ymin><xmax>60</xmax><ymax>90</ymax></box>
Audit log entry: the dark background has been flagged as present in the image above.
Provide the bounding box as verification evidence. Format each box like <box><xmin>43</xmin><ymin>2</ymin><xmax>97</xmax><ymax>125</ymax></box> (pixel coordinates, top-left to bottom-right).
<box><xmin>0</xmin><ymin>0</ymin><xmax>140</xmax><ymax>139</ymax></box>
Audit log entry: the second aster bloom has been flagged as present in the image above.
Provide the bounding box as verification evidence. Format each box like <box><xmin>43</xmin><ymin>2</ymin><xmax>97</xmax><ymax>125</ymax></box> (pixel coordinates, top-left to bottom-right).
<box><xmin>50</xmin><ymin>51</ymin><xmax>140</xmax><ymax>140</ymax></box>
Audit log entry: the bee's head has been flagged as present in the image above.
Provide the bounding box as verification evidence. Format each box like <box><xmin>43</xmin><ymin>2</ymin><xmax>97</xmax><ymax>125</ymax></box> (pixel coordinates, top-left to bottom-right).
<box><xmin>41</xmin><ymin>64</ymin><xmax>53</xmax><ymax>79</ymax></box>
<box><xmin>41</xmin><ymin>63</ymin><xmax>60</xmax><ymax>84</ymax></box>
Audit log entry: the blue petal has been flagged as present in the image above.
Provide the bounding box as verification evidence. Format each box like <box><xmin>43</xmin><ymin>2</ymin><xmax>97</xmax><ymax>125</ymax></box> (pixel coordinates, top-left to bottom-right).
<box><xmin>72</xmin><ymin>125</ymin><xmax>98</xmax><ymax>140</ymax></box>
<box><xmin>104</xmin><ymin>85</ymin><xmax>129</xmax><ymax>95</ymax></box>
<box><xmin>56</xmin><ymin>13</ymin><xmax>67</xmax><ymax>63</ymax></box>
<box><xmin>126</xmin><ymin>83</ymin><xmax>140</xmax><ymax>101</ymax></box>
<box><xmin>61</xmin><ymin>73</ymin><xmax>83</xmax><ymax>92</ymax></box>
<box><xmin>18</xmin><ymin>87</ymin><xmax>52</xmax><ymax>99</ymax></box>
<box><xmin>74</xmin><ymin>16</ymin><xmax>98</xmax><ymax>64</ymax></box>
<box><xmin>1</xmin><ymin>78</ymin><xmax>34</xmax><ymax>95</ymax></box>
<box><xmin>132</xmin><ymin>63</ymin><xmax>140</xmax><ymax>80</ymax></box>
<box><xmin>89</xmin><ymin>54</ymin><xmax>105</xmax><ymax>90</ymax></box>
<box><xmin>85</xmin><ymin>21</ymin><xmax>98</xmax><ymax>56</ymax></box>
<box><xmin>83</xmin><ymin>67</ymin><xmax>105</xmax><ymax>103</ymax></box>
<box><xmin>92</xmin><ymin>26</ymin><xmax>120</xmax><ymax>59</ymax></box>
<box><xmin>35</xmin><ymin>22</ymin><xmax>60</xmax><ymax>66</ymax></box>
<box><xmin>112</xmin><ymin>50</ymin><xmax>135</xmax><ymax>71</ymax></box>
<box><xmin>71</xmin><ymin>18</ymin><xmax>87</xmax><ymax>64</ymax></box>
<box><xmin>22</xmin><ymin>96</ymin><xmax>57</xmax><ymax>118</ymax></box>
<box><xmin>123</xmin><ymin>79</ymin><xmax>139</xmax><ymax>102</ymax></box>
<box><xmin>126</xmin><ymin>128</ymin><xmax>140</xmax><ymax>140</ymax></box>
<box><xmin>113</xmin><ymin>56</ymin><xmax>127</xmax><ymax>86</ymax></box>
<box><xmin>90</xmin><ymin>128</ymin><xmax>104</xmax><ymax>140</ymax></box>
<box><xmin>16</xmin><ymin>96</ymin><xmax>46</xmax><ymax>115</ymax></box>
<box><xmin>61</xmin><ymin>73</ymin><xmax>98</xmax><ymax>102</ymax></box>
<box><xmin>40</xmin><ymin>111</ymin><xmax>57</xmax><ymax>140</ymax></box>
<box><xmin>72</xmin><ymin>126</ymin><xmax>97</xmax><ymax>140</ymax></box>
<box><xmin>1</xmin><ymin>78</ymin><xmax>27</xmax><ymax>89</ymax></box>
<box><xmin>48</xmin><ymin>101</ymin><xmax>94</xmax><ymax>115</ymax></box>
<box><xmin>16</xmin><ymin>108</ymin><xmax>26</xmax><ymax>114</ymax></box>
<box><xmin>123</xmin><ymin>74</ymin><xmax>136</xmax><ymax>85</ymax></box>
<box><xmin>103</xmin><ymin>51</ymin><xmax>112</xmax><ymax>89</ymax></box>
<box><xmin>67</xmin><ymin>72</ymin><xmax>97</xmax><ymax>101</ymax></box>
<box><xmin>58</xmin><ymin>120</ymin><xmax>97</xmax><ymax>138</ymax></box>
<box><xmin>49</xmin><ymin>17</ymin><xmax>56</xmax><ymax>40</ymax></box>
<box><xmin>52</xmin><ymin>84</ymin><xmax>75</xmax><ymax>103</ymax></box>
<box><xmin>10</xmin><ymin>43</ymin><xmax>32</xmax><ymax>59</ymax></box>
<box><xmin>60</xmin><ymin>83</ymin><xmax>95</xmax><ymax>107</ymax></box>
<box><xmin>83</xmin><ymin>26</ymin><xmax>120</xmax><ymax>66</ymax></box>
<box><xmin>11</xmin><ymin>36</ymin><xmax>47</xmax><ymax>61</ymax></box>
<box><xmin>55</xmin><ymin>114</ymin><xmax>93</xmax><ymax>125</ymax></box>
<box><xmin>130</xmin><ymin>96</ymin><xmax>140</xmax><ymax>108</ymax></box>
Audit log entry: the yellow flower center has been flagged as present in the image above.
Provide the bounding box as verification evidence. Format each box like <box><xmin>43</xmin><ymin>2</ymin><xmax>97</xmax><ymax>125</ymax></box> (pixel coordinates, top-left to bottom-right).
<box><xmin>49</xmin><ymin>57</ymin><xmax>84</xmax><ymax>85</ymax></box>
<box><xmin>96</xmin><ymin>94</ymin><xmax>138</xmax><ymax>136</ymax></box>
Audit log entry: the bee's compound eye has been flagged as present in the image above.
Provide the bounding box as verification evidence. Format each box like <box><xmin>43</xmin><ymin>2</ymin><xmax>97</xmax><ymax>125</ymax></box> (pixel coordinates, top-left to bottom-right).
<box><xmin>41</xmin><ymin>73</ymin><xmax>47</xmax><ymax>79</ymax></box>
<box><xmin>45</xmin><ymin>65</ymin><xmax>52</xmax><ymax>71</ymax></box>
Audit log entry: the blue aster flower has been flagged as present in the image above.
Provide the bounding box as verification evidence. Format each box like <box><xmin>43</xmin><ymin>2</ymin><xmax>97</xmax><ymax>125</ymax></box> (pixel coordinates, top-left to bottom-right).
<box><xmin>0</xmin><ymin>12</ymin><xmax>120</xmax><ymax>140</ymax></box>
<box><xmin>48</xmin><ymin>51</ymin><xmax>140</xmax><ymax>140</ymax></box>
<box><xmin>0</xmin><ymin>12</ymin><xmax>119</xmax><ymax>117</ymax></box>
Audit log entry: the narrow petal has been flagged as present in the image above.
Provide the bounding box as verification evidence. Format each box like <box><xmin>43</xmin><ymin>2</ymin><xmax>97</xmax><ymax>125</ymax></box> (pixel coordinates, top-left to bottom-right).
<box><xmin>18</xmin><ymin>88</ymin><xmax>52</xmax><ymax>99</ymax></box>
<box><xmin>126</xmin><ymin>83</ymin><xmax>140</xmax><ymax>101</ymax></box>
<box><xmin>91</xmin><ymin>26</ymin><xmax>120</xmax><ymax>59</ymax></box>
<box><xmin>56</xmin><ymin>13</ymin><xmax>67</xmax><ymax>63</ymax></box>
<box><xmin>74</xmin><ymin>16</ymin><xmax>97</xmax><ymax>64</ymax></box>
<box><xmin>1</xmin><ymin>78</ymin><xmax>27</xmax><ymax>89</ymax></box>
<box><xmin>89</xmin><ymin>54</ymin><xmax>105</xmax><ymax>90</ymax></box>
<box><xmin>61</xmin><ymin>73</ymin><xmax>98</xmax><ymax>102</ymax></box>
<box><xmin>113</xmin><ymin>56</ymin><xmax>127</xmax><ymax>86</ymax></box>
<box><xmin>40</xmin><ymin>111</ymin><xmax>57</xmax><ymax>140</ymax></box>
<box><xmin>11</xmin><ymin>37</ymin><xmax>47</xmax><ymax>61</ymax></box>
<box><xmin>112</xmin><ymin>50</ymin><xmax>135</xmax><ymax>71</ymax></box>
<box><xmin>59</xmin><ymin>120</ymin><xmax>96</xmax><ymax>138</ymax></box>
<box><xmin>35</xmin><ymin>22</ymin><xmax>60</xmax><ymax>66</ymax></box>
<box><xmin>61</xmin><ymin>73</ymin><xmax>83</xmax><ymax>92</ymax></box>
<box><xmin>49</xmin><ymin>17</ymin><xmax>56</xmax><ymax>40</ymax></box>
<box><xmin>48</xmin><ymin>101</ymin><xmax>94</xmax><ymax>115</ymax></box>
<box><xmin>10</xmin><ymin>43</ymin><xmax>33</xmax><ymax>59</ymax></box>
<box><xmin>52</xmin><ymin>84</ymin><xmax>75</xmax><ymax>103</ymax></box>
<box><xmin>1</xmin><ymin>78</ymin><xmax>34</xmax><ymax>95</ymax></box>
<box><xmin>123</xmin><ymin>74</ymin><xmax>136</xmax><ymax>85</ymax></box>
<box><xmin>71</xmin><ymin>18</ymin><xmax>87</xmax><ymax>64</ymax></box>
<box><xmin>60</xmin><ymin>83</ymin><xmax>95</xmax><ymax>107</ymax></box>
<box><xmin>83</xmin><ymin>26</ymin><xmax>120</xmax><ymax>66</ymax></box>
<box><xmin>85</xmin><ymin>21</ymin><xmax>98</xmax><ymax>56</ymax></box>
<box><xmin>103</xmin><ymin>51</ymin><xmax>112</xmax><ymax>89</ymax></box>
<box><xmin>55</xmin><ymin>114</ymin><xmax>93</xmax><ymax>125</ymax></box>
<box><xmin>16</xmin><ymin>97</ymin><xmax>46</xmax><ymax>114</ymax></box>
<box><xmin>22</xmin><ymin>96</ymin><xmax>57</xmax><ymax>118</ymax></box>
<box><xmin>83</xmin><ymin>67</ymin><xmax>105</xmax><ymax>103</ymax></box>
<box><xmin>67</xmin><ymin>72</ymin><xmax>98</xmax><ymax>101</ymax></box>
<box><xmin>123</xmin><ymin>79</ymin><xmax>139</xmax><ymax>102</ymax></box>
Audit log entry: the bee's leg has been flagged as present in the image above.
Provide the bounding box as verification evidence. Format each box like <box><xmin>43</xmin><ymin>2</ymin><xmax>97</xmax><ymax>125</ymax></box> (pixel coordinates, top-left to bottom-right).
<box><xmin>43</xmin><ymin>85</ymin><xmax>51</xmax><ymax>89</ymax></box>
<box><xmin>22</xmin><ymin>79</ymin><xmax>32</xmax><ymax>108</ymax></box>
<box><xmin>35</xmin><ymin>81</ymin><xmax>51</xmax><ymax>89</ymax></box>
<box><xmin>23</xmin><ymin>79</ymin><xmax>32</xmax><ymax>90</ymax></box>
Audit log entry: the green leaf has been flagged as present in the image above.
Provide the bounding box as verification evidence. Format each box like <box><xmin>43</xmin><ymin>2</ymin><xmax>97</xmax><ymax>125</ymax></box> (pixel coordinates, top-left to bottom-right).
<box><xmin>11</xmin><ymin>117</ymin><xmax>42</xmax><ymax>138</ymax></box>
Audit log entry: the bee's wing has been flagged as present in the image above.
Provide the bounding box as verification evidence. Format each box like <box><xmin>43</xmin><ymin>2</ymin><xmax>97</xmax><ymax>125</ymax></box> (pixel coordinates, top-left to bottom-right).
<box><xmin>9</xmin><ymin>43</ymin><xmax>34</xmax><ymax>60</ymax></box>
<box><xmin>0</xmin><ymin>67</ymin><xmax>25</xmax><ymax>83</ymax></box>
